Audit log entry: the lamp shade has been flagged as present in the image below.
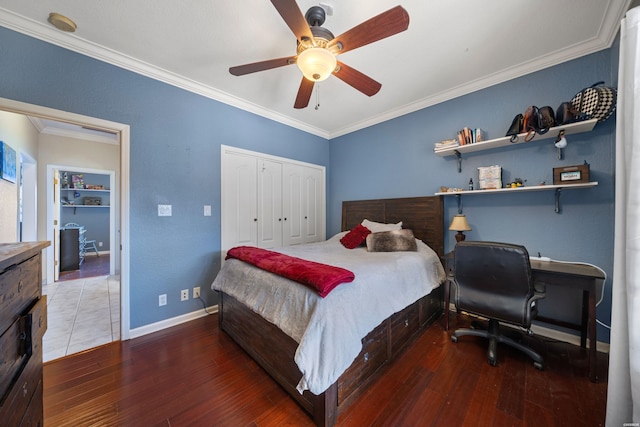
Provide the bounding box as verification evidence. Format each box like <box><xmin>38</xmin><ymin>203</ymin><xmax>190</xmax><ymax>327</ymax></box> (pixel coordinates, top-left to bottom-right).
<box><xmin>449</xmin><ymin>214</ymin><xmax>471</xmax><ymax>232</ymax></box>
<box><xmin>296</xmin><ymin>47</ymin><xmax>337</xmax><ymax>82</ymax></box>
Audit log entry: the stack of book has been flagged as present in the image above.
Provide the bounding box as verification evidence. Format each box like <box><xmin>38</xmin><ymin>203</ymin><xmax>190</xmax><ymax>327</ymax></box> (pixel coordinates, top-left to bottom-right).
<box><xmin>456</xmin><ymin>127</ymin><xmax>483</xmax><ymax>146</ymax></box>
<box><xmin>434</xmin><ymin>138</ymin><xmax>459</xmax><ymax>151</ymax></box>
<box><xmin>433</xmin><ymin>128</ymin><xmax>484</xmax><ymax>152</ymax></box>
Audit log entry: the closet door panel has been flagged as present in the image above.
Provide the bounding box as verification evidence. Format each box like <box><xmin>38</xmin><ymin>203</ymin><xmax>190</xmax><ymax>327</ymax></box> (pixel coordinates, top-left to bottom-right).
<box><xmin>257</xmin><ymin>160</ymin><xmax>282</xmax><ymax>249</ymax></box>
<box><xmin>222</xmin><ymin>153</ymin><xmax>258</xmax><ymax>252</ymax></box>
<box><xmin>303</xmin><ymin>166</ymin><xmax>324</xmax><ymax>243</ymax></box>
<box><xmin>282</xmin><ymin>164</ymin><xmax>304</xmax><ymax>246</ymax></box>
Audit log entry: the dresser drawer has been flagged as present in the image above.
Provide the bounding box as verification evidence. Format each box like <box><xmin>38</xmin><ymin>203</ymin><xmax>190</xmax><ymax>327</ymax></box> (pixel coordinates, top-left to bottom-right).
<box><xmin>19</xmin><ymin>379</ymin><xmax>43</xmax><ymax>427</ymax></box>
<box><xmin>25</xmin><ymin>296</ymin><xmax>47</xmax><ymax>357</ymax></box>
<box><xmin>390</xmin><ymin>301</ymin><xmax>420</xmax><ymax>356</ymax></box>
<box><xmin>0</xmin><ymin>316</ymin><xmax>29</xmax><ymax>401</ymax></box>
<box><xmin>0</xmin><ymin>353</ymin><xmax>42</xmax><ymax>426</ymax></box>
<box><xmin>338</xmin><ymin>322</ymin><xmax>388</xmax><ymax>405</ymax></box>
<box><xmin>0</xmin><ymin>254</ymin><xmax>40</xmax><ymax>334</ymax></box>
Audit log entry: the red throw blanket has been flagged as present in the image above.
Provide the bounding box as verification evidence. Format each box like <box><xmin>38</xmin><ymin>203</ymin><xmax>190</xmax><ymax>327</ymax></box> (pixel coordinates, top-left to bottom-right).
<box><xmin>225</xmin><ymin>246</ymin><xmax>355</xmax><ymax>297</ymax></box>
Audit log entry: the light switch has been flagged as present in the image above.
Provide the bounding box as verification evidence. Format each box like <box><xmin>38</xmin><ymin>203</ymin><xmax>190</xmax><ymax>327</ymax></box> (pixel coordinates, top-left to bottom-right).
<box><xmin>204</xmin><ymin>205</ymin><xmax>212</xmax><ymax>216</ymax></box>
<box><xmin>158</xmin><ymin>204</ymin><xmax>172</xmax><ymax>216</ymax></box>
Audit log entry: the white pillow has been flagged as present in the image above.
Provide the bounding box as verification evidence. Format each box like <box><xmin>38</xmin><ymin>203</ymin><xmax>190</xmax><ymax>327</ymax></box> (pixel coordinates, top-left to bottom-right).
<box><xmin>361</xmin><ymin>219</ymin><xmax>403</xmax><ymax>233</ymax></box>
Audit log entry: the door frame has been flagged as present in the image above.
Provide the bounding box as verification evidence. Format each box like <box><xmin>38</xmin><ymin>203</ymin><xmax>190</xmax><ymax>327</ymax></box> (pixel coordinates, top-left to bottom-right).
<box><xmin>47</xmin><ymin>165</ymin><xmax>116</xmax><ymax>278</ymax></box>
<box><xmin>0</xmin><ymin>96</ymin><xmax>131</xmax><ymax>340</ymax></box>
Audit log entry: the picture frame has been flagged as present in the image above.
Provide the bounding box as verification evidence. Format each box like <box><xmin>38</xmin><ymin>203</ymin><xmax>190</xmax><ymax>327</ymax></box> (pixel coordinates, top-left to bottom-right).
<box><xmin>0</xmin><ymin>141</ymin><xmax>17</xmax><ymax>183</ymax></box>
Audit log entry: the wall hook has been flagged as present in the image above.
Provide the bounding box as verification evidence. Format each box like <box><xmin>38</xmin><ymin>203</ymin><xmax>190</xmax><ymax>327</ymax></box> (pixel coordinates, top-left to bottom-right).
<box><xmin>454</xmin><ymin>150</ymin><xmax>462</xmax><ymax>173</ymax></box>
<box><xmin>554</xmin><ymin>130</ymin><xmax>567</xmax><ymax>160</ymax></box>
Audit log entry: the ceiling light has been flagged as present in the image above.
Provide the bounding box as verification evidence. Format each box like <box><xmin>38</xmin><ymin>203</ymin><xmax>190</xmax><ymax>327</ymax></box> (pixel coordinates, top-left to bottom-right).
<box><xmin>48</xmin><ymin>13</ymin><xmax>77</xmax><ymax>33</ymax></box>
<box><xmin>296</xmin><ymin>47</ymin><xmax>337</xmax><ymax>82</ymax></box>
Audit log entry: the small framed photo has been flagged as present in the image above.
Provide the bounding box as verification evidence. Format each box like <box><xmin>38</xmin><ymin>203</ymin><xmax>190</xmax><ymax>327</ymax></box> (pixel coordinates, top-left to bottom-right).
<box><xmin>0</xmin><ymin>141</ymin><xmax>17</xmax><ymax>183</ymax></box>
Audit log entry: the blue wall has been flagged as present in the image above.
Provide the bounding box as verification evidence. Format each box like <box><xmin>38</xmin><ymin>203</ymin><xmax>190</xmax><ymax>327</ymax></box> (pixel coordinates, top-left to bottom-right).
<box><xmin>0</xmin><ymin>27</ymin><xmax>329</xmax><ymax>328</ymax></box>
<box><xmin>0</xmin><ymin>26</ymin><xmax>616</xmax><ymax>342</ymax></box>
<box><xmin>329</xmin><ymin>49</ymin><xmax>616</xmax><ymax>342</ymax></box>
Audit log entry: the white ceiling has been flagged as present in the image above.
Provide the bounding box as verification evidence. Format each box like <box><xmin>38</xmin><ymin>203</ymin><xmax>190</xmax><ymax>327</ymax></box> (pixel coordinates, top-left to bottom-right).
<box><xmin>0</xmin><ymin>0</ymin><xmax>632</xmax><ymax>139</ymax></box>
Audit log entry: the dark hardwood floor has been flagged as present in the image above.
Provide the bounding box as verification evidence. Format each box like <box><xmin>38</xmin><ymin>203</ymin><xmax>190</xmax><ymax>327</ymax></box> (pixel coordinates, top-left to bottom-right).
<box><xmin>58</xmin><ymin>254</ymin><xmax>110</xmax><ymax>281</ymax></box>
<box><xmin>43</xmin><ymin>313</ymin><xmax>608</xmax><ymax>426</ymax></box>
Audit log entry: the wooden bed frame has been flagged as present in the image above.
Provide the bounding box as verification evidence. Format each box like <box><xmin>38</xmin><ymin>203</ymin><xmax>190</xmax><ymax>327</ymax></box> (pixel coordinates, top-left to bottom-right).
<box><xmin>218</xmin><ymin>196</ymin><xmax>444</xmax><ymax>427</ymax></box>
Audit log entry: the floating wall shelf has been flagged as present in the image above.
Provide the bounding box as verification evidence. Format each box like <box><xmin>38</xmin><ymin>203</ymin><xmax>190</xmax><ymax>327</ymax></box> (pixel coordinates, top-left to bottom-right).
<box><xmin>434</xmin><ymin>119</ymin><xmax>597</xmax><ymax>157</ymax></box>
<box><xmin>436</xmin><ymin>182</ymin><xmax>598</xmax><ymax>214</ymax></box>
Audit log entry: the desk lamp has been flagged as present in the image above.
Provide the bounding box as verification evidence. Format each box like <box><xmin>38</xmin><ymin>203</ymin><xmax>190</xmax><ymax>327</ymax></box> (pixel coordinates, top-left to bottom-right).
<box><xmin>449</xmin><ymin>214</ymin><xmax>471</xmax><ymax>242</ymax></box>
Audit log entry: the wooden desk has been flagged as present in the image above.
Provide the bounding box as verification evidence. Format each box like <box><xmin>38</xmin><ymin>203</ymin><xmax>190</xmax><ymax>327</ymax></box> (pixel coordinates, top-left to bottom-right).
<box><xmin>441</xmin><ymin>253</ymin><xmax>605</xmax><ymax>382</ymax></box>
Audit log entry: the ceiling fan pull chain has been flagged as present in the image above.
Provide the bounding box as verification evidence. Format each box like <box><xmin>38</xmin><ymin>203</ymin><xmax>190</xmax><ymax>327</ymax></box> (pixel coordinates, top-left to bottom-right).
<box><xmin>315</xmin><ymin>85</ymin><xmax>320</xmax><ymax>110</ymax></box>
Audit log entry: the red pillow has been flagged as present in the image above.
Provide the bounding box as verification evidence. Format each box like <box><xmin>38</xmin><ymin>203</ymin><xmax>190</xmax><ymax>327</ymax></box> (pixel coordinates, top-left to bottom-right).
<box><xmin>340</xmin><ymin>224</ymin><xmax>371</xmax><ymax>249</ymax></box>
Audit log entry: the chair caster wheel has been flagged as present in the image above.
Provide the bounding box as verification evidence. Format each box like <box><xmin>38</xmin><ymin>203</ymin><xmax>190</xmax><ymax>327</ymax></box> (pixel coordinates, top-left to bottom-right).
<box><xmin>489</xmin><ymin>359</ymin><xmax>497</xmax><ymax>367</ymax></box>
<box><xmin>451</xmin><ymin>335</ymin><xmax>458</xmax><ymax>343</ymax></box>
<box><xmin>534</xmin><ymin>362</ymin><xmax>543</xmax><ymax>370</ymax></box>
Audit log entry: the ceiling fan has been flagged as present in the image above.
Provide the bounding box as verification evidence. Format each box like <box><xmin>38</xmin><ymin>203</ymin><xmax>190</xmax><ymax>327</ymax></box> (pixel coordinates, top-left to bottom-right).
<box><xmin>229</xmin><ymin>0</ymin><xmax>410</xmax><ymax>109</ymax></box>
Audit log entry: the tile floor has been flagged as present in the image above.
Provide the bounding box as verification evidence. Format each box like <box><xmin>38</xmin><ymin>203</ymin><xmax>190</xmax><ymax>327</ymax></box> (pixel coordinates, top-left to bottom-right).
<box><xmin>43</xmin><ymin>274</ymin><xmax>120</xmax><ymax>362</ymax></box>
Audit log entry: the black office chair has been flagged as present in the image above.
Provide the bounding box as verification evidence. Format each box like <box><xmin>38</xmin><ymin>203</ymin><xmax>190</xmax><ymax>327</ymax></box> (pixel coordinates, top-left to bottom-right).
<box><xmin>450</xmin><ymin>241</ymin><xmax>545</xmax><ymax>369</ymax></box>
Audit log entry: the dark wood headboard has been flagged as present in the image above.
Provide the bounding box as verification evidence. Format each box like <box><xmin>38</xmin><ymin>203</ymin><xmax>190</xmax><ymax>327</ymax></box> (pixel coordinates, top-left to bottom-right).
<box><xmin>341</xmin><ymin>196</ymin><xmax>444</xmax><ymax>256</ymax></box>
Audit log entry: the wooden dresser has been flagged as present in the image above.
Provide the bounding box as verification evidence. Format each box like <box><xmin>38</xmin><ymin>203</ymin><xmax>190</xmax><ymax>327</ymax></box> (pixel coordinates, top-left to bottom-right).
<box><xmin>0</xmin><ymin>242</ymin><xmax>49</xmax><ymax>427</ymax></box>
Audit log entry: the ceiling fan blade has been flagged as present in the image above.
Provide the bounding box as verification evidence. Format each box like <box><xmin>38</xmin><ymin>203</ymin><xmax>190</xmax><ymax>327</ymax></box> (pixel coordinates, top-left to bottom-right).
<box><xmin>294</xmin><ymin>77</ymin><xmax>314</xmax><ymax>109</ymax></box>
<box><xmin>333</xmin><ymin>61</ymin><xmax>381</xmax><ymax>96</ymax></box>
<box><xmin>327</xmin><ymin>6</ymin><xmax>409</xmax><ymax>55</ymax></box>
<box><xmin>271</xmin><ymin>0</ymin><xmax>314</xmax><ymax>43</ymax></box>
<box><xmin>229</xmin><ymin>56</ymin><xmax>295</xmax><ymax>76</ymax></box>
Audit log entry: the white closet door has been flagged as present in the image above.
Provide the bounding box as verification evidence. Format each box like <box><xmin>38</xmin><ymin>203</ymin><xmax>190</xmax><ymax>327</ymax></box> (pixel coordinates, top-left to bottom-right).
<box><xmin>257</xmin><ymin>159</ymin><xmax>282</xmax><ymax>249</ymax></box>
<box><xmin>303</xmin><ymin>166</ymin><xmax>323</xmax><ymax>243</ymax></box>
<box><xmin>221</xmin><ymin>152</ymin><xmax>258</xmax><ymax>252</ymax></box>
<box><xmin>282</xmin><ymin>163</ymin><xmax>304</xmax><ymax>246</ymax></box>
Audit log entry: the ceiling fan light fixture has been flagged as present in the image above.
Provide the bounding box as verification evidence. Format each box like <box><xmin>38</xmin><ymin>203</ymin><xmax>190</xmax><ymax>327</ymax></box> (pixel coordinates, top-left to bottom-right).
<box><xmin>296</xmin><ymin>47</ymin><xmax>337</xmax><ymax>82</ymax></box>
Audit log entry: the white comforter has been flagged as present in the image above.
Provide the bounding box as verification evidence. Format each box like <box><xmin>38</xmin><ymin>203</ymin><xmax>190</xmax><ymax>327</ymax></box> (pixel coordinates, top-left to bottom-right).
<box><xmin>211</xmin><ymin>232</ymin><xmax>445</xmax><ymax>395</ymax></box>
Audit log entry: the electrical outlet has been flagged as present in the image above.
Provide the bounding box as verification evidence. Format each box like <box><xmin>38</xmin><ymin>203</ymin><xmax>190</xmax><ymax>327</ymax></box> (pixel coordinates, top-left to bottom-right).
<box><xmin>204</xmin><ymin>205</ymin><xmax>211</xmax><ymax>216</ymax></box>
<box><xmin>159</xmin><ymin>294</ymin><xmax>167</xmax><ymax>306</ymax></box>
<box><xmin>98</xmin><ymin>241</ymin><xmax>103</xmax><ymax>247</ymax></box>
<box><xmin>193</xmin><ymin>287</ymin><xmax>200</xmax><ymax>299</ymax></box>
<box><xmin>158</xmin><ymin>204</ymin><xmax>172</xmax><ymax>216</ymax></box>
<box><xmin>181</xmin><ymin>289</ymin><xmax>189</xmax><ymax>301</ymax></box>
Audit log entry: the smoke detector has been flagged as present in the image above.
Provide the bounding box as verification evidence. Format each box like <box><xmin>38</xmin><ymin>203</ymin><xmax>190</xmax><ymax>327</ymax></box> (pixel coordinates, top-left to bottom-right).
<box><xmin>48</xmin><ymin>13</ymin><xmax>77</xmax><ymax>32</ymax></box>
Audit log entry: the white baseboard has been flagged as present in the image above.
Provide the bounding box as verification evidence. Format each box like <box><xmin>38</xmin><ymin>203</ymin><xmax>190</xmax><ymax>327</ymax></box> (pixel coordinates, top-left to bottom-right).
<box><xmin>129</xmin><ymin>304</ymin><xmax>219</xmax><ymax>339</ymax></box>
<box><xmin>447</xmin><ymin>304</ymin><xmax>609</xmax><ymax>353</ymax></box>
<box><xmin>85</xmin><ymin>251</ymin><xmax>109</xmax><ymax>257</ymax></box>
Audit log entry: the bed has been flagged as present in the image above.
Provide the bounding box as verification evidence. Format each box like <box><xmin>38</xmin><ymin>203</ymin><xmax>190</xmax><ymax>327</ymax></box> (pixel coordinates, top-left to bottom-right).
<box><xmin>212</xmin><ymin>196</ymin><xmax>445</xmax><ymax>427</ymax></box>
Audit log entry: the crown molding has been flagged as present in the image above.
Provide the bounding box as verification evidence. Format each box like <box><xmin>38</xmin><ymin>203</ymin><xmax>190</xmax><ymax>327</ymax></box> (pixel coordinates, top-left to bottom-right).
<box><xmin>0</xmin><ymin>8</ymin><xmax>330</xmax><ymax>139</ymax></box>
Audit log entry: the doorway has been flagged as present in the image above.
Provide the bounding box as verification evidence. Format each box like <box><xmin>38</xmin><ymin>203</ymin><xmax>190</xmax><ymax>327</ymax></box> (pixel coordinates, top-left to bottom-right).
<box><xmin>0</xmin><ymin>96</ymin><xmax>131</xmax><ymax>352</ymax></box>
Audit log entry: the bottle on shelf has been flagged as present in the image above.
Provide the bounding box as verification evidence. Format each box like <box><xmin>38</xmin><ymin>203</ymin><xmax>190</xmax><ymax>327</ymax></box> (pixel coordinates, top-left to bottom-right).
<box><xmin>468</xmin><ymin>178</ymin><xmax>474</xmax><ymax>191</ymax></box>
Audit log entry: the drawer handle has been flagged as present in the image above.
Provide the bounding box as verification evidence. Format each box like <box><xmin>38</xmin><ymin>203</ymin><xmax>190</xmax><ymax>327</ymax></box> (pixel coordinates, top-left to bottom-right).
<box><xmin>404</xmin><ymin>319</ymin><xmax>409</xmax><ymax>328</ymax></box>
<box><xmin>39</xmin><ymin>316</ymin><xmax>44</xmax><ymax>328</ymax></box>
<box><xmin>363</xmin><ymin>352</ymin><xmax>369</xmax><ymax>363</ymax></box>
<box><xmin>18</xmin><ymin>281</ymin><xmax>23</xmax><ymax>293</ymax></box>
<box><xmin>22</xmin><ymin>382</ymin><xmax>28</xmax><ymax>397</ymax></box>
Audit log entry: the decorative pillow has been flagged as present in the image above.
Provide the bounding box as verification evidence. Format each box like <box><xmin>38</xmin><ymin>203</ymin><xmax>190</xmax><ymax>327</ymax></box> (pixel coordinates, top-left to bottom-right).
<box><xmin>361</xmin><ymin>219</ymin><xmax>403</xmax><ymax>233</ymax></box>
<box><xmin>340</xmin><ymin>224</ymin><xmax>371</xmax><ymax>249</ymax></box>
<box><xmin>366</xmin><ymin>229</ymin><xmax>418</xmax><ymax>252</ymax></box>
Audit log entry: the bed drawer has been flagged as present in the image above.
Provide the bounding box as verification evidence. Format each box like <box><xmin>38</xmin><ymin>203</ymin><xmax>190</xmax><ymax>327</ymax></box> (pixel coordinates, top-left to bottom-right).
<box><xmin>390</xmin><ymin>301</ymin><xmax>420</xmax><ymax>356</ymax></box>
<box><xmin>420</xmin><ymin>285</ymin><xmax>443</xmax><ymax>326</ymax></box>
<box><xmin>338</xmin><ymin>322</ymin><xmax>388</xmax><ymax>405</ymax></box>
